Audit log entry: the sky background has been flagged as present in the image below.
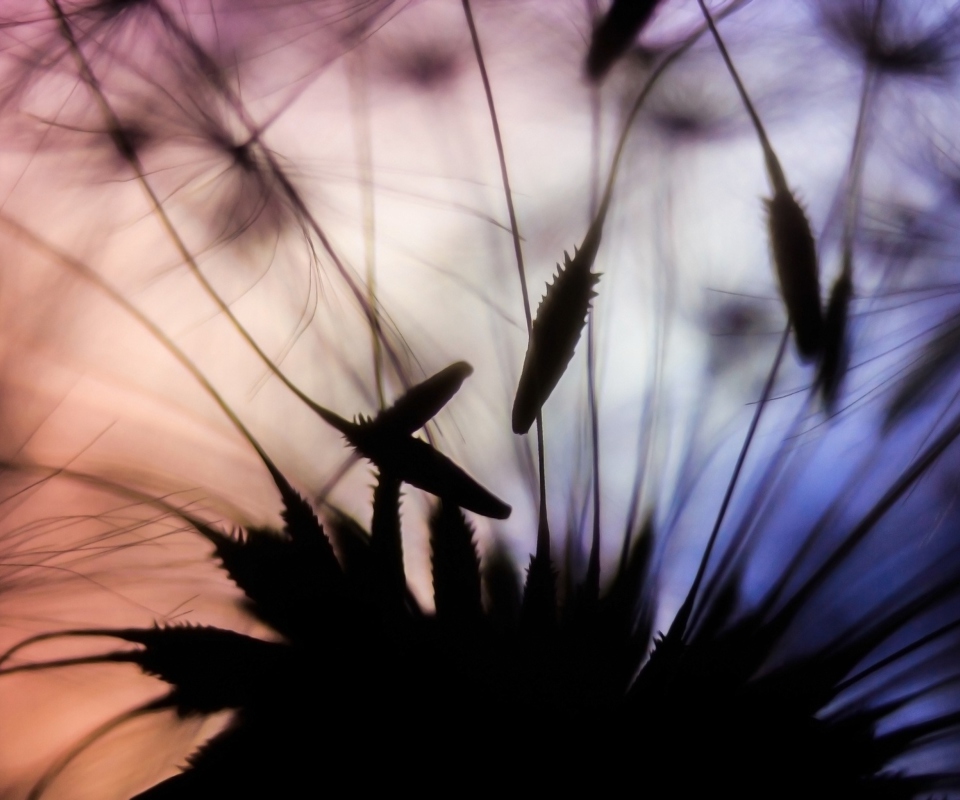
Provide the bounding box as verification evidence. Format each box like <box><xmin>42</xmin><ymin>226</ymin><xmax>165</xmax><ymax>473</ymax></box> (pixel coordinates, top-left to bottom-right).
<box><xmin>0</xmin><ymin>0</ymin><xmax>959</xmax><ymax>796</ymax></box>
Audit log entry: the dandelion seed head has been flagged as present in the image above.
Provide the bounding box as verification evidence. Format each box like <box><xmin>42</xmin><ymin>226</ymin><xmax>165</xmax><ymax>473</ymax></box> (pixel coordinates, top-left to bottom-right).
<box><xmin>818</xmin><ymin>0</ymin><xmax>960</xmax><ymax>79</ymax></box>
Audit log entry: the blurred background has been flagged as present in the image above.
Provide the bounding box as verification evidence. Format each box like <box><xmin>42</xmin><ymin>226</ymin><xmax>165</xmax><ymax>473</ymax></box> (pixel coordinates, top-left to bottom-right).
<box><xmin>0</xmin><ymin>0</ymin><xmax>959</xmax><ymax>796</ymax></box>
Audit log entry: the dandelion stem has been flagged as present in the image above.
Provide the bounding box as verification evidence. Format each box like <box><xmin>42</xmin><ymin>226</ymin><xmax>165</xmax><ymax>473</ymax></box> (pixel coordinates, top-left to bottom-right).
<box><xmin>0</xmin><ymin>212</ymin><xmax>290</xmax><ymax>496</ymax></box>
<box><xmin>49</xmin><ymin>0</ymin><xmax>413</xmax><ymax>453</ymax></box>
<box><xmin>600</xmin><ymin>0</ymin><xmax>751</xmax><ymax>213</ymax></box>
<box><xmin>841</xmin><ymin>46</ymin><xmax>880</xmax><ymax>278</ymax></box>
<box><xmin>460</xmin><ymin>0</ymin><xmax>550</xmax><ymax>554</ymax></box>
<box><xmin>347</xmin><ymin>46</ymin><xmax>386</xmax><ymax>410</ymax></box>
<box><xmin>151</xmin><ymin>2</ymin><xmax>406</xmax><ymax>388</ymax></box>
<box><xmin>771</xmin><ymin>402</ymin><xmax>960</xmax><ymax>632</ymax></box>
<box><xmin>678</xmin><ymin>326</ymin><xmax>789</xmax><ymax>639</ymax></box>
<box><xmin>696</xmin><ymin>0</ymin><xmax>787</xmax><ymax>193</ymax></box>
<box><xmin>585</xmin><ymin>316</ymin><xmax>602</xmax><ymax>599</ymax></box>
<box><xmin>586</xmin><ymin>82</ymin><xmax>603</xmax><ymax>599</ymax></box>
<box><xmin>576</xmin><ymin>17</ymin><xmax>755</xmax><ymax>564</ymax></box>
<box><xmin>45</xmin><ymin>3</ymin><xmax>318</xmax><ymax>412</ymax></box>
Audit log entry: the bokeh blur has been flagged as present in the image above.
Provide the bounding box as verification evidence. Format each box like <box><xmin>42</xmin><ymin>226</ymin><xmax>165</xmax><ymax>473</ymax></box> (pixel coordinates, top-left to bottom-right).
<box><xmin>1</xmin><ymin>1</ymin><xmax>960</xmax><ymax>797</ymax></box>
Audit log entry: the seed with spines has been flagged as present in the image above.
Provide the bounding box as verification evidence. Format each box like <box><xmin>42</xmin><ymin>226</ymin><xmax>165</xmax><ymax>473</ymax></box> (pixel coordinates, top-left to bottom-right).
<box><xmin>766</xmin><ymin>188</ymin><xmax>824</xmax><ymax>361</ymax></box>
<box><xmin>512</xmin><ymin>202</ymin><xmax>607</xmax><ymax>435</ymax></box>
<box><xmin>586</xmin><ymin>0</ymin><xmax>664</xmax><ymax>81</ymax></box>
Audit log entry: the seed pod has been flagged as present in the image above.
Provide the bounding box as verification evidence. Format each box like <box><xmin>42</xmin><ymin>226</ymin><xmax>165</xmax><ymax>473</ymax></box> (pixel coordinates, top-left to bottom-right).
<box><xmin>195</xmin><ymin>521</ymin><xmax>347</xmax><ymax>640</ymax></box>
<box><xmin>430</xmin><ymin>499</ymin><xmax>482</xmax><ymax>625</ymax></box>
<box><xmin>766</xmin><ymin>188</ymin><xmax>824</xmax><ymax>361</ymax></box>
<box><xmin>586</xmin><ymin>0</ymin><xmax>663</xmax><ymax>81</ymax></box>
<box><xmin>102</xmin><ymin>625</ymin><xmax>291</xmax><ymax>714</ymax></box>
<box><xmin>818</xmin><ymin>270</ymin><xmax>853</xmax><ymax>410</ymax></box>
<box><xmin>313</xmin><ymin>364</ymin><xmax>510</xmax><ymax>519</ymax></box>
<box><xmin>0</xmin><ymin>626</ymin><xmax>288</xmax><ymax>716</ymax></box>
<box><xmin>351</xmin><ymin>426</ymin><xmax>512</xmax><ymax>519</ymax></box>
<box><xmin>512</xmin><ymin>205</ymin><xmax>607</xmax><ymax>435</ymax></box>
<box><xmin>372</xmin><ymin>361</ymin><xmax>473</xmax><ymax>436</ymax></box>
<box><xmin>696</xmin><ymin>0</ymin><xmax>824</xmax><ymax>362</ymax></box>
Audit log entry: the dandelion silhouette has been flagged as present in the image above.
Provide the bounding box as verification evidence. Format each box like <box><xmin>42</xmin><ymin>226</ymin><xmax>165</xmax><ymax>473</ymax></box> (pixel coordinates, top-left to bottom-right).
<box><xmin>0</xmin><ymin>1</ymin><xmax>959</xmax><ymax>799</ymax></box>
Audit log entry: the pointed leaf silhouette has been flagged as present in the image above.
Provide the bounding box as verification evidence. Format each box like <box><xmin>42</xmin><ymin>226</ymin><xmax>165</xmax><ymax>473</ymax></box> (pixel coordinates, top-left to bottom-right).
<box><xmin>348</xmin><ymin>421</ymin><xmax>511</xmax><ymax>519</ymax></box>
<box><xmin>371</xmin><ymin>471</ymin><xmax>406</xmax><ymax>613</ymax></box>
<box><xmin>196</xmin><ymin>523</ymin><xmax>345</xmax><ymax>640</ymax></box>
<box><xmin>481</xmin><ymin>540</ymin><xmax>523</xmax><ymax>632</ymax></box>
<box><xmin>586</xmin><ymin>0</ymin><xmax>663</xmax><ymax>81</ymax></box>
<box><xmin>101</xmin><ymin>625</ymin><xmax>291</xmax><ymax>714</ymax></box>
<box><xmin>513</xmin><ymin>203</ymin><xmax>607</xmax><ymax>434</ymax></box>
<box><xmin>311</xmin><ymin>368</ymin><xmax>510</xmax><ymax>518</ymax></box>
<box><xmin>4</xmin><ymin>625</ymin><xmax>291</xmax><ymax>715</ymax></box>
<box><xmin>373</xmin><ymin>361</ymin><xmax>474</xmax><ymax>436</ymax></box>
<box><xmin>767</xmin><ymin>188</ymin><xmax>824</xmax><ymax>361</ymax></box>
<box><xmin>276</xmin><ymin>486</ymin><xmax>342</xmax><ymax>581</ymax></box>
<box><xmin>818</xmin><ymin>270</ymin><xmax>853</xmax><ymax>409</ymax></box>
<box><xmin>520</xmin><ymin>551</ymin><xmax>558</xmax><ymax>637</ymax></box>
<box><xmin>430</xmin><ymin>499</ymin><xmax>482</xmax><ymax>625</ymax></box>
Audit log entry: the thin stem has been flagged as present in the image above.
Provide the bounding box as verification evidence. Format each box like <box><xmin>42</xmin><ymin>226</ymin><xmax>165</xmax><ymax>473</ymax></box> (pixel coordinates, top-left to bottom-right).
<box><xmin>27</xmin><ymin>696</ymin><xmax>174</xmax><ymax>800</ymax></box>
<box><xmin>841</xmin><ymin>37</ymin><xmax>880</xmax><ymax>280</ymax></box>
<box><xmin>585</xmin><ymin>315</ymin><xmax>602</xmax><ymax>599</ymax></box>
<box><xmin>678</xmin><ymin>326</ymin><xmax>790</xmax><ymax>639</ymax></box>
<box><xmin>152</xmin><ymin>2</ymin><xmax>399</xmax><ymax>369</ymax></box>
<box><xmin>347</xmin><ymin>45</ymin><xmax>386</xmax><ymax>409</ymax></box>
<box><xmin>51</xmin><ymin>0</ymin><xmax>411</xmax><ymax>444</ymax></box>
<box><xmin>46</xmin><ymin>2</ymin><xmax>326</xmax><ymax>416</ymax></box>
<box><xmin>460</xmin><ymin>0</ymin><xmax>550</xmax><ymax>554</ymax></box>
<box><xmin>585</xmin><ymin>77</ymin><xmax>603</xmax><ymax>599</ymax></box>
<box><xmin>770</xmin><ymin>401</ymin><xmax>960</xmax><ymax>634</ymax></box>
<box><xmin>601</xmin><ymin>0</ymin><xmax>751</xmax><ymax>213</ymax></box>
<box><xmin>460</xmin><ymin>1</ymin><xmax>530</xmax><ymax>336</ymax></box>
<box><xmin>0</xmin><ymin>212</ymin><xmax>291</xmax><ymax>493</ymax></box>
<box><xmin>696</xmin><ymin>0</ymin><xmax>787</xmax><ymax>193</ymax></box>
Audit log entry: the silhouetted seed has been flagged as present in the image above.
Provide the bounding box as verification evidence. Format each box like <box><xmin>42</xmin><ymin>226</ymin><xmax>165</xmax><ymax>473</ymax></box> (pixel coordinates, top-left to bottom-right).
<box><xmin>430</xmin><ymin>499</ymin><xmax>482</xmax><ymax>625</ymax></box>
<box><xmin>106</xmin><ymin>122</ymin><xmax>142</xmax><ymax>164</ymax></box>
<box><xmin>325</xmin><ymin>509</ymin><xmax>378</xmax><ymax>586</ymax></box>
<box><xmin>520</xmin><ymin>551</ymin><xmax>558</xmax><ymax>636</ymax></box>
<box><xmin>1</xmin><ymin>626</ymin><xmax>288</xmax><ymax>716</ymax></box>
<box><xmin>819</xmin><ymin>0</ymin><xmax>960</xmax><ymax>79</ymax></box>
<box><xmin>314</xmin><ymin>366</ymin><xmax>510</xmax><ymax>518</ymax></box>
<box><xmin>766</xmin><ymin>188</ymin><xmax>824</xmax><ymax>361</ymax></box>
<box><xmin>190</xmin><ymin>519</ymin><xmax>347</xmax><ymax>641</ymax></box>
<box><xmin>371</xmin><ymin>471</ymin><xmax>406</xmax><ymax>612</ymax></box>
<box><xmin>352</xmin><ymin>426</ymin><xmax>511</xmax><ymax>519</ymax></box>
<box><xmin>818</xmin><ymin>270</ymin><xmax>853</xmax><ymax>409</ymax></box>
<box><xmin>113</xmin><ymin>626</ymin><xmax>292</xmax><ymax>714</ymax></box>
<box><xmin>276</xmin><ymin>488</ymin><xmax>342</xmax><ymax>574</ymax></box>
<box><xmin>697</xmin><ymin>0</ymin><xmax>824</xmax><ymax>362</ymax></box>
<box><xmin>512</xmin><ymin>201</ymin><xmax>607</xmax><ymax>434</ymax></box>
<box><xmin>97</xmin><ymin>0</ymin><xmax>145</xmax><ymax>11</ymax></box>
<box><xmin>379</xmin><ymin>37</ymin><xmax>464</xmax><ymax>91</ymax></box>
<box><xmin>82</xmin><ymin>0</ymin><xmax>150</xmax><ymax>23</ymax></box>
<box><xmin>586</xmin><ymin>0</ymin><xmax>663</xmax><ymax>81</ymax></box>
<box><xmin>481</xmin><ymin>540</ymin><xmax>523</xmax><ymax>631</ymax></box>
<box><xmin>372</xmin><ymin>361</ymin><xmax>473</xmax><ymax>436</ymax></box>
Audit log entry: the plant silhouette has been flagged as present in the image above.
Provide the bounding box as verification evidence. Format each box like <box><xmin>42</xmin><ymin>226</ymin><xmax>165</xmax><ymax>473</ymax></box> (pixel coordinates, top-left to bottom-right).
<box><xmin>0</xmin><ymin>1</ymin><xmax>959</xmax><ymax>798</ymax></box>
